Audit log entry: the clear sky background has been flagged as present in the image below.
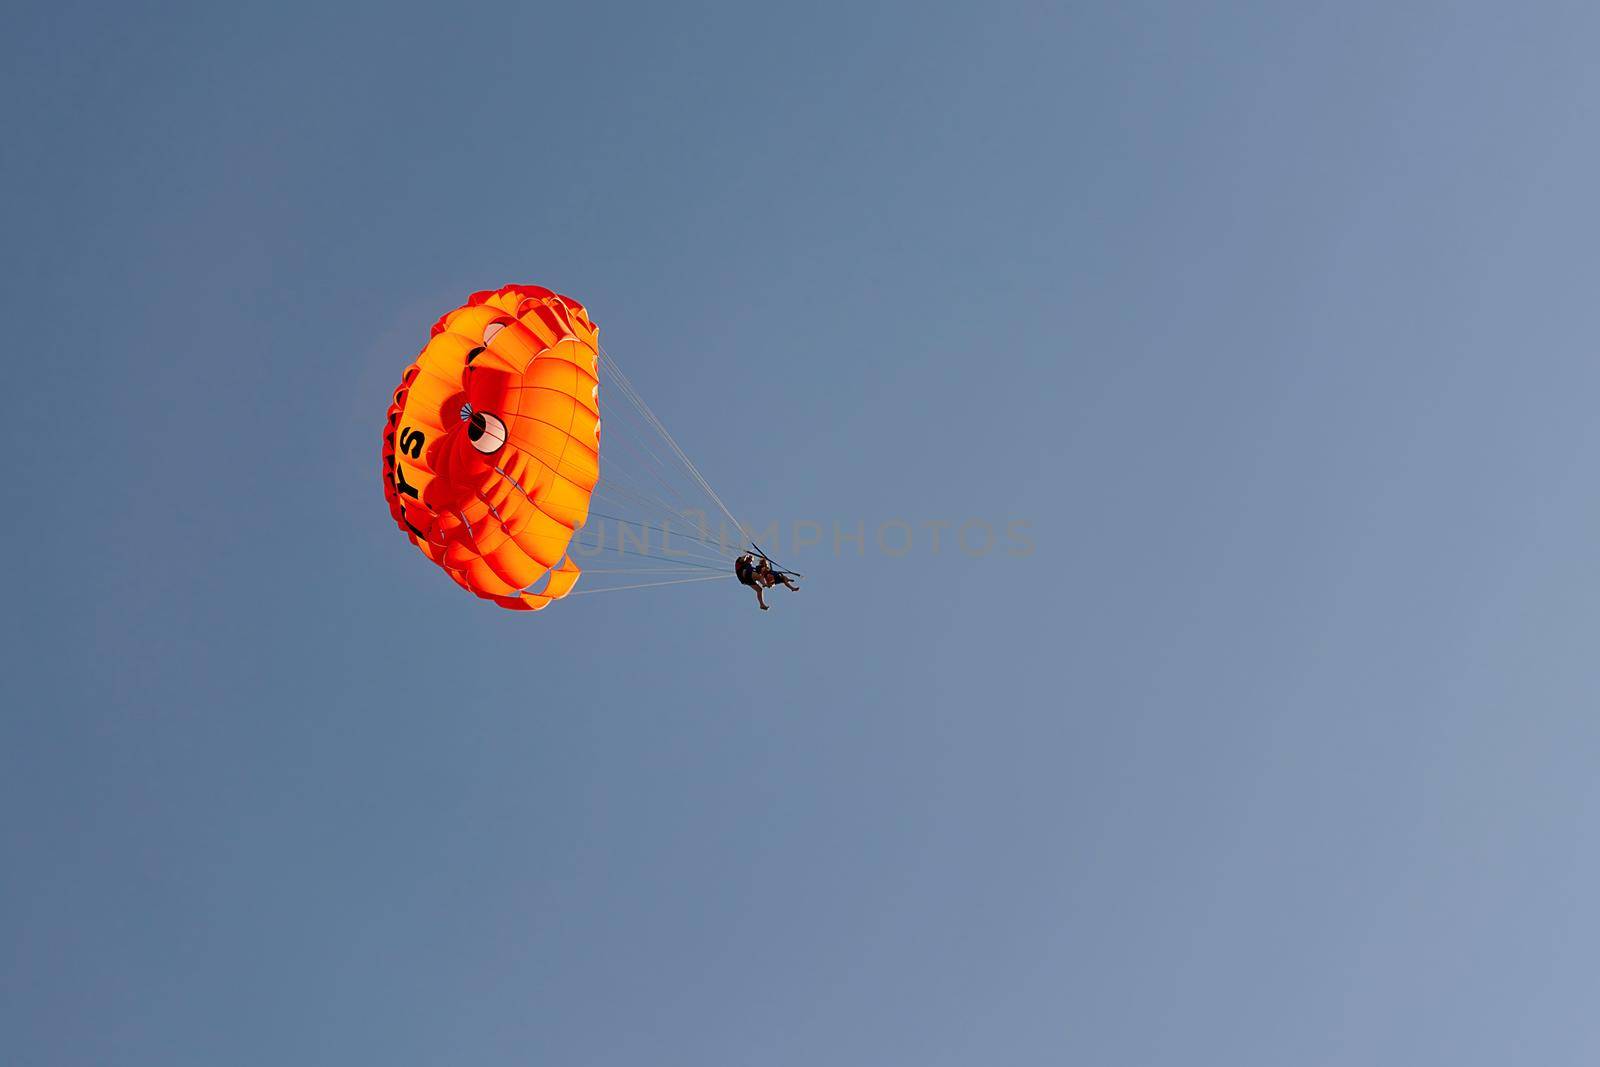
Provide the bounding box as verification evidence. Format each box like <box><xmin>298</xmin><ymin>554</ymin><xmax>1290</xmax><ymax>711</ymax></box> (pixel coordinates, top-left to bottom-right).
<box><xmin>5</xmin><ymin>2</ymin><xmax>1600</xmax><ymax>1064</ymax></box>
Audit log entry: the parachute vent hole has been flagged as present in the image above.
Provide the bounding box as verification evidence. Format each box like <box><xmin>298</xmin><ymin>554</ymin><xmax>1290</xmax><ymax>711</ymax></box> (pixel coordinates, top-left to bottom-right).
<box><xmin>467</xmin><ymin>411</ymin><xmax>506</xmax><ymax>454</ymax></box>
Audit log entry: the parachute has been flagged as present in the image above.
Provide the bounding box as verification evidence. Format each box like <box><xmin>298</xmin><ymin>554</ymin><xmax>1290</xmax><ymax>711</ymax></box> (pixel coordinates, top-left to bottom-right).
<box><xmin>382</xmin><ymin>284</ymin><xmax>749</xmax><ymax>609</ymax></box>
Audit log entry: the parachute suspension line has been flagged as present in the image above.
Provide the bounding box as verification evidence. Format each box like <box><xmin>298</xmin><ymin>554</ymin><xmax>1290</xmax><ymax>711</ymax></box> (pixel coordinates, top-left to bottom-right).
<box><xmin>583</xmin><ymin>465</ymin><xmax>723</xmax><ymax>535</ymax></box>
<box><xmin>567</xmin><ymin>539</ymin><xmax>728</xmax><ymax>571</ymax></box>
<box><xmin>592</xmin><ymin>448</ymin><xmax>737</xmax><ymax>560</ymax></box>
<box><xmin>601</xmin><ymin>350</ymin><xmax>740</xmax><ymax>535</ymax></box>
<box><xmin>596</xmin><ymin>359</ymin><xmax>702</xmax><ymax>510</ymax></box>
<box><xmin>567</xmin><ymin>573</ymin><xmax>735</xmax><ymax>596</ymax></box>
<box><xmin>580</xmin><ymin>510</ymin><xmax>737</xmax><ymax>563</ymax></box>
<box><xmin>595</xmin><ymin>392</ymin><xmax>702</xmax><ymax>517</ymax></box>
<box><xmin>572</xmin><ymin>549</ymin><xmax>725</xmax><ymax>573</ymax></box>
<box><xmin>580</xmin><ymin>566</ymin><xmax>724</xmax><ymax>574</ymax></box>
<box><xmin>593</xmin><ymin>397</ymin><xmax>684</xmax><ymax>488</ymax></box>
<box><xmin>488</xmin><ymin>520</ymin><xmax>730</xmax><ymax>571</ymax></box>
<box><xmin>495</xmin><ymin>434</ymin><xmax>737</xmax><ymax>564</ymax></box>
<box><xmin>588</xmin><ymin>464</ymin><xmax>734</xmax><ymax>556</ymax></box>
<box><xmin>592</xmin><ymin>485</ymin><xmax>726</xmax><ymax>555</ymax></box>
<box><xmin>485</xmin><ymin>466</ymin><xmax>729</xmax><ymax>572</ymax></box>
<box><xmin>598</xmin><ymin>344</ymin><xmax>747</xmax><ymax>542</ymax></box>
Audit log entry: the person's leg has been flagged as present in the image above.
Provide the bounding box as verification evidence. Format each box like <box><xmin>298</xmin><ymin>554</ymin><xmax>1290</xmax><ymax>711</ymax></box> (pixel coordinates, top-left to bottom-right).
<box><xmin>756</xmin><ymin>586</ymin><xmax>769</xmax><ymax>610</ymax></box>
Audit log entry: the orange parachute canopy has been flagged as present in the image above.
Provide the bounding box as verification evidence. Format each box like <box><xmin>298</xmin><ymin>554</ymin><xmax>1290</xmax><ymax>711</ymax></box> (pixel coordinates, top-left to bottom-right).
<box><xmin>382</xmin><ymin>285</ymin><xmax>601</xmax><ymax>610</ymax></box>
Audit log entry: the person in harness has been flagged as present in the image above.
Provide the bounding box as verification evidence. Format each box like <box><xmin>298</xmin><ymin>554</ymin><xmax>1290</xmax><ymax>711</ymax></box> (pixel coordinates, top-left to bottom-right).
<box><xmin>734</xmin><ymin>551</ymin><xmax>799</xmax><ymax>611</ymax></box>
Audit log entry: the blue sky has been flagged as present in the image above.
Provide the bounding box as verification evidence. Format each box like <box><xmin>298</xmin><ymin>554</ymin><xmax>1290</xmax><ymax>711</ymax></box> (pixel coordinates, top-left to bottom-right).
<box><xmin>5</xmin><ymin>2</ymin><xmax>1600</xmax><ymax>1064</ymax></box>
